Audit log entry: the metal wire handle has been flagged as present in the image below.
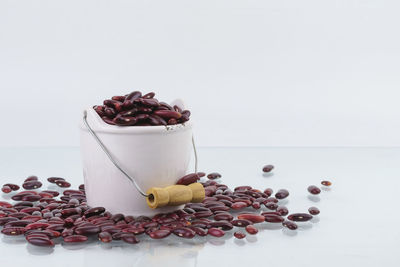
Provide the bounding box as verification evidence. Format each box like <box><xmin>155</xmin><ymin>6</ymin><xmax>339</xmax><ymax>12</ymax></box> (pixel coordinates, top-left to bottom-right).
<box><xmin>83</xmin><ymin>110</ymin><xmax>198</xmax><ymax>198</ymax></box>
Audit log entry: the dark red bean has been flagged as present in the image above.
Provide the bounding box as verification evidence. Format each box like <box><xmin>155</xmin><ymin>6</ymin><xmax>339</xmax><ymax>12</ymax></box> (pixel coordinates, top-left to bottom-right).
<box><xmin>234</xmin><ymin>186</ymin><xmax>252</xmax><ymax>192</ymax></box>
<box><xmin>234</xmin><ymin>231</ymin><xmax>246</xmax><ymax>239</ymax></box>
<box><xmin>122</xmin><ymin>234</ymin><xmax>139</xmax><ymax>244</ymax></box>
<box><xmin>172</xmin><ymin>227</ymin><xmax>196</xmax><ymax>239</ymax></box>
<box><xmin>4</xmin><ymin>220</ymin><xmax>32</xmax><ymax>227</ymax></box>
<box><xmin>0</xmin><ymin>217</ymin><xmax>19</xmax><ymax>225</ymax></box>
<box><xmin>126</xmin><ymin>91</ymin><xmax>142</xmax><ymax>101</ymax></box>
<box><xmin>55</xmin><ymin>180</ymin><xmax>71</xmax><ymax>188</ymax></box>
<box><xmin>308</xmin><ymin>207</ymin><xmax>320</xmax><ymax>215</ymax></box>
<box><xmin>214</xmin><ymin>213</ymin><xmax>233</xmax><ymax>221</ymax></box>
<box><xmin>275</xmin><ymin>189</ymin><xmax>289</xmax><ymax>199</ymax></box>
<box><xmin>265</xmin><ymin>202</ymin><xmax>278</xmax><ymax>210</ymax></box>
<box><xmin>75</xmin><ymin>225</ymin><xmax>101</xmax><ymax>235</ymax></box>
<box><xmin>98</xmin><ymin>231</ymin><xmax>112</xmax><ymax>243</ymax></box>
<box><xmin>265</xmin><ymin>197</ymin><xmax>278</xmax><ymax>203</ymax></box>
<box><xmin>176</xmin><ymin>173</ymin><xmax>200</xmax><ymax>185</ymax></box>
<box><xmin>237</xmin><ymin>214</ymin><xmax>265</xmax><ymax>223</ymax></box>
<box><xmin>207</xmin><ymin>172</ymin><xmax>221</xmax><ymax>180</ymax></box>
<box><xmin>209</xmin><ymin>206</ymin><xmax>230</xmax><ymax>212</ymax></box>
<box><xmin>264</xmin><ymin>188</ymin><xmax>273</xmax><ymax>196</ymax></box>
<box><xmin>148</xmin><ymin>229</ymin><xmax>171</xmax><ymax>239</ymax></box>
<box><xmin>188</xmin><ymin>226</ymin><xmax>207</xmax><ymax>236</ymax></box>
<box><xmin>104</xmin><ymin>108</ymin><xmax>116</xmax><ymax>119</ymax></box>
<box><xmin>2</xmin><ymin>227</ymin><xmax>27</xmax><ymax>236</ymax></box>
<box><xmin>41</xmin><ymin>190</ymin><xmax>59</xmax><ymax>197</ymax></box>
<box><xmin>24</xmin><ymin>176</ymin><xmax>38</xmax><ymax>182</ymax></box>
<box><xmin>64</xmin><ymin>235</ymin><xmax>88</xmax><ymax>243</ymax></box>
<box><xmin>287</xmin><ymin>213</ymin><xmax>313</xmax><ymax>222</ymax></box>
<box><xmin>9</xmin><ymin>212</ymin><xmax>29</xmax><ymax>219</ymax></box>
<box><xmin>47</xmin><ymin>177</ymin><xmax>65</xmax><ymax>183</ymax></box>
<box><xmin>252</xmin><ymin>202</ymin><xmax>261</xmax><ymax>209</ymax></box>
<box><xmin>22</xmin><ymin>195</ymin><xmax>42</xmax><ymax>202</ymax></box>
<box><xmin>22</xmin><ymin>181</ymin><xmax>42</xmax><ymax>190</ymax></box>
<box><xmin>262</xmin><ymin>165</ymin><xmax>274</xmax><ymax>172</ymax></box>
<box><xmin>1</xmin><ymin>186</ymin><xmax>11</xmax><ymax>193</ymax></box>
<box><xmin>3</xmin><ymin>183</ymin><xmax>20</xmax><ymax>191</ymax></box>
<box><xmin>264</xmin><ymin>214</ymin><xmax>284</xmax><ymax>223</ymax></box>
<box><xmin>27</xmin><ymin>236</ymin><xmax>54</xmax><ymax>247</ymax></box>
<box><xmin>0</xmin><ymin>201</ymin><xmax>12</xmax><ymax>208</ymax></box>
<box><xmin>245</xmin><ymin>225</ymin><xmax>258</xmax><ymax>235</ymax></box>
<box><xmin>231</xmin><ymin>202</ymin><xmax>247</xmax><ymax>210</ymax></box>
<box><xmin>321</xmin><ymin>180</ymin><xmax>332</xmax><ymax>186</ymax></box>
<box><xmin>209</xmin><ymin>221</ymin><xmax>233</xmax><ymax>231</ymax></box>
<box><xmin>194</xmin><ymin>211</ymin><xmax>213</xmax><ymax>218</ymax></box>
<box><xmin>207</xmin><ymin>227</ymin><xmax>225</xmax><ymax>237</ymax></box>
<box><xmin>282</xmin><ymin>220</ymin><xmax>298</xmax><ymax>230</ymax></box>
<box><xmin>112</xmin><ymin>95</ymin><xmax>126</xmax><ymax>102</ymax></box>
<box><xmin>153</xmin><ymin>110</ymin><xmax>182</xmax><ymax>119</ymax></box>
<box><xmin>231</xmin><ymin>219</ymin><xmax>252</xmax><ymax>227</ymax></box>
<box><xmin>111</xmin><ymin>213</ymin><xmax>124</xmax><ymax>222</ymax></box>
<box><xmin>308</xmin><ymin>185</ymin><xmax>321</xmax><ymax>195</ymax></box>
<box><xmin>277</xmin><ymin>206</ymin><xmax>289</xmax><ymax>216</ymax></box>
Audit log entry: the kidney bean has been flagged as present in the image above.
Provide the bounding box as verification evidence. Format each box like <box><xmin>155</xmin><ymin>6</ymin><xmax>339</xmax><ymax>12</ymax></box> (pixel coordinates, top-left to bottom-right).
<box><xmin>262</xmin><ymin>165</ymin><xmax>274</xmax><ymax>173</ymax></box>
<box><xmin>27</xmin><ymin>236</ymin><xmax>54</xmax><ymax>247</ymax></box>
<box><xmin>265</xmin><ymin>202</ymin><xmax>278</xmax><ymax>210</ymax></box>
<box><xmin>22</xmin><ymin>195</ymin><xmax>42</xmax><ymax>202</ymax></box>
<box><xmin>321</xmin><ymin>180</ymin><xmax>332</xmax><ymax>186</ymax></box>
<box><xmin>235</xmin><ymin>186</ymin><xmax>252</xmax><ymax>192</ymax></box>
<box><xmin>282</xmin><ymin>220</ymin><xmax>298</xmax><ymax>230</ymax></box>
<box><xmin>47</xmin><ymin>177</ymin><xmax>65</xmax><ymax>183</ymax></box>
<box><xmin>234</xmin><ymin>231</ymin><xmax>246</xmax><ymax>239</ymax></box>
<box><xmin>209</xmin><ymin>221</ymin><xmax>233</xmax><ymax>231</ymax></box>
<box><xmin>2</xmin><ymin>227</ymin><xmax>27</xmax><ymax>236</ymax></box>
<box><xmin>1</xmin><ymin>186</ymin><xmax>11</xmax><ymax>193</ymax></box>
<box><xmin>5</xmin><ymin>220</ymin><xmax>32</xmax><ymax>228</ymax></box>
<box><xmin>9</xmin><ymin>212</ymin><xmax>29</xmax><ymax>219</ymax></box>
<box><xmin>22</xmin><ymin>181</ymin><xmax>42</xmax><ymax>190</ymax></box>
<box><xmin>210</xmin><ymin>206</ymin><xmax>230</xmax><ymax>212</ymax></box>
<box><xmin>167</xmin><ymin>118</ymin><xmax>177</xmax><ymax>125</ymax></box>
<box><xmin>24</xmin><ymin>176</ymin><xmax>38</xmax><ymax>182</ymax></box>
<box><xmin>188</xmin><ymin>226</ymin><xmax>207</xmax><ymax>236</ymax></box>
<box><xmin>75</xmin><ymin>225</ymin><xmax>101</xmax><ymax>235</ymax></box>
<box><xmin>176</xmin><ymin>173</ymin><xmax>200</xmax><ymax>185</ymax></box>
<box><xmin>112</xmin><ymin>95</ymin><xmax>126</xmax><ymax>102</ymax></box>
<box><xmin>42</xmin><ymin>190</ymin><xmax>59</xmax><ymax>197</ymax></box>
<box><xmin>231</xmin><ymin>219</ymin><xmax>252</xmax><ymax>227</ymax></box>
<box><xmin>25</xmin><ymin>222</ymin><xmax>51</xmax><ymax>230</ymax></box>
<box><xmin>55</xmin><ymin>180</ymin><xmax>71</xmax><ymax>188</ymax></box>
<box><xmin>126</xmin><ymin>91</ymin><xmax>142</xmax><ymax>101</ymax></box>
<box><xmin>308</xmin><ymin>185</ymin><xmax>321</xmax><ymax>195</ymax></box>
<box><xmin>264</xmin><ymin>214</ymin><xmax>284</xmax><ymax>223</ymax></box>
<box><xmin>252</xmin><ymin>202</ymin><xmax>261</xmax><ymax>209</ymax></box>
<box><xmin>0</xmin><ymin>217</ymin><xmax>19</xmax><ymax>226</ymax></box>
<box><xmin>153</xmin><ymin>110</ymin><xmax>182</xmax><ymax>120</ymax></box>
<box><xmin>122</xmin><ymin>234</ymin><xmax>140</xmax><ymax>244</ymax></box>
<box><xmin>308</xmin><ymin>207</ymin><xmax>320</xmax><ymax>215</ymax></box>
<box><xmin>122</xmin><ymin>227</ymin><xmax>145</xmax><ymax>235</ymax></box>
<box><xmin>172</xmin><ymin>227</ymin><xmax>196</xmax><ymax>238</ymax></box>
<box><xmin>208</xmin><ymin>227</ymin><xmax>225</xmax><ymax>237</ymax></box>
<box><xmin>287</xmin><ymin>213</ymin><xmax>313</xmax><ymax>222</ymax></box>
<box><xmin>214</xmin><ymin>213</ymin><xmax>233</xmax><ymax>221</ymax></box>
<box><xmin>237</xmin><ymin>214</ymin><xmax>266</xmax><ymax>223</ymax></box>
<box><xmin>275</xmin><ymin>189</ymin><xmax>289</xmax><ymax>199</ymax></box>
<box><xmin>277</xmin><ymin>206</ymin><xmax>289</xmax><ymax>216</ymax></box>
<box><xmin>148</xmin><ymin>229</ymin><xmax>171</xmax><ymax>239</ymax></box>
<box><xmin>245</xmin><ymin>225</ymin><xmax>258</xmax><ymax>235</ymax></box>
<box><xmin>64</xmin><ymin>235</ymin><xmax>88</xmax><ymax>243</ymax></box>
<box><xmin>194</xmin><ymin>211</ymin><xmax>213</xmax><ymax>218</ymax></box>
<box><xmin>14</xmin><ymin>201</ymin><xmax>34</xmax><ymax>207</ymax></box>
<box><xmin>231</xmin><ymin>202</ymin><xmax>247</xmax><ymax>210</ymax></box>
<box><xmin>3</xmin><ymin>183</ymin><xmax>20</xmax><ymax>191</ymax></box>
<box><xmin>207</xmin><ymin>172</ymin><xmax>221</xmax><ymax>180</ymax></box>
<box><xmin>0</xmin><ymin>201</ymin><xmax>12</xmax><ymax>208</ymax></box>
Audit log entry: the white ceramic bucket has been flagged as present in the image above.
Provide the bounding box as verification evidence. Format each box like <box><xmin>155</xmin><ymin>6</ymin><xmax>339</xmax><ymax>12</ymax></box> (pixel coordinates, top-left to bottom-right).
<box><xmin>79</xmin><ymin>100</ymin><xmax>193</xmax><ymax>216</ymax></box>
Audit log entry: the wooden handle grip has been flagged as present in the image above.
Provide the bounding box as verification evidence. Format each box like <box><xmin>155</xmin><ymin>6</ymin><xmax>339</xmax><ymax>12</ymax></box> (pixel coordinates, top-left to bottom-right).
<box><xmin>146</xmin><ymin>182</ymin><xmax>205</xmax><ymax>209</ymax></box>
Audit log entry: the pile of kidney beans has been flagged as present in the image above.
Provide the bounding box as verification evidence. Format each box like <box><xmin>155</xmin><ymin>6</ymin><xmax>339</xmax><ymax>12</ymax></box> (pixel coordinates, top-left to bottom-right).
<box><xmin>93</xmin><ymin>91</ymin><xmax>191</xmax><ymax>126</ymax></box>
<box><xmin>0</xmin><ymin>171</ymin><xmax>331</xmax><ymax>247</ymax></box>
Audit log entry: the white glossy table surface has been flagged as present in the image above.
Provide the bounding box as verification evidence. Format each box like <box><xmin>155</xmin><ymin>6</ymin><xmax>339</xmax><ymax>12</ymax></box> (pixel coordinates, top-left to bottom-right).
<box><xmin>0</xmin><ymin>147</ymin><xmax>399</xmax><ymax>267</ymax></box>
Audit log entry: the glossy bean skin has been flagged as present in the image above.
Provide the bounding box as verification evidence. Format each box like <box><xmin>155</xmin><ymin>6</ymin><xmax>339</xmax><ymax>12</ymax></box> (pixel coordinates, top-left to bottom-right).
<box><xmin>282</xmin><ymin>220</ymin><xmax>298</xmax><ymax>230</ymax></box>
<box><xmin>264</xmin><ymin>214</ymin><xmax>285</xmax><ymax>223</ymax></box>
<box><xmin>237</xmin><ymin>214</ymin><xmax>265</xmax><ymax>223</ymax></box>
<box><xmin>64</xmin><ymin>235</ymin><xmax>88</xmax><ymax>243</ymax></box>
<box><xmin>207</xmin><ymin>227</ymin><xmax>225</xmax><ymax>237</ymax></box>
<box><xmin>287</xmin><ymin>213</ymin><xmax>313</xmax><ymax>222</ymax></box>
<box><xmin>27</xmin><ymin>237</ymin><xmax>54</xmax><ymax>247</ymax></box>
<box><xmin>189</xmin><ymin>226</ymin><xmax>207</xmax><ymax>236</ymax></box>
<box><xmin>176</xmin><ymin>173</ymin><xmax>200</xmax><ymax>185</ymax></box>
<box><xmin>275</xmin><ymin>189</ymin><xmax>289</xmax><ymax>199</ymax></box>
<box><xmin>245</xmin><ymin>225</ymin><xmax>258</xmax><ymax>235</ymax></box>
<box><xmin>22</xmin><ymin>181</ymin><xmax>42</xmax><ymax>190</ymax></box>
<box><xmin>308</xmin><ymin>207</ymin><xmax>320</xmax><ymax>215</ymax></box>
<box><xmin>262</xmin><ymin>165</ymin><xmax>274</xmax><ymax>172</ymax></box>
<box><xmin>307</xmin><ymin>186</ymin><xmax>321</xmax><ymax>195</ymax></box>
<box><xmin>231</xmin><ymin>202</ymin><xmax>247</xmax><ymax>210</ymax></box>
<box><xmin>148</xmin><ymin>229</ymin><xmax>171</xmax><ymax>239</ymax></box>
<box><xmin>98</xmin><ymin>232</ymin><xmax>112</xmax><ymax>243</ymax></box>
<box><xmin>47</xmin><ymin>177</ymin><xmax>65</xmax><ymax>183</ymax></box>
<box><xmin>172</xmin><ymin>227</ymin><xmax>196</xmax><ymax>239</ymax></box>
<box><xmin>1</xmin><ymin>227</ymin><xmax>27</xmax><ymax>236</ymax></box>
<box><xmin>234</xmin><ymin>231</ymin><xmax>246</xmax><ymax>239</ymax></box>
<box><xmin>74</xmin><ymin>225</ymin><xmax>101</xmax><ymax>235</ymax></box>
<box><xmin>1</xmin><ymin>186</ymin><xmax>11</xmax><ymax>193</ymax></box>
<box><xmin>55</xmin><ymin>180</ymin><xmax>71</xmax><ymax>188</ymax></box>
<box><xmin>321</xmin><ymin>180</ymin><xmax>332</xmax><ymax>186</ymax></box>
<box><xmin>122</xmin><ymin>234</ymin><xmax>139</xmax><ymax>244</ymax></box>
<box><xmin>3</xmin><ymin>183</ymin><xmax>20</xmax><ymax>191</ymax></box>
<box><xmin>207</xmin><ymin>173</ymin><xmax>222</xmax><ymax>180</ymax></box>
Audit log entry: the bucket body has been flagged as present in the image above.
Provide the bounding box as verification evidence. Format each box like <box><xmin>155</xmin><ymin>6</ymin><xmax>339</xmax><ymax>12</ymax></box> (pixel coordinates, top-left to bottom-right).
<box><xmin>79</xmin><ymin>104</ymin><xmax>193</xmax><ymax>216</ymax></box>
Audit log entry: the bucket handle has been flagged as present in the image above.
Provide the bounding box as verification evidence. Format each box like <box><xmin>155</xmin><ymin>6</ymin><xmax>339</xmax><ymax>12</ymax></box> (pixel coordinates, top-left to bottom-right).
<box><xmin>83</xmin><ymin>110</ymin><xmax>199</xmax><ymax>198</ymax></box>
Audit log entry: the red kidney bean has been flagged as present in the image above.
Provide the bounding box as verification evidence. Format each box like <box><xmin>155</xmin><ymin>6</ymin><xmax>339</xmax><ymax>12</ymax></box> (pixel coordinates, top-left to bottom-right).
<box><xmin>14</xmin><ymin>201</ymin><xmax>34</xmax><ymax>207</ymax></box>
<box><xmin>194</xmin><ymin>211</ymin><xmax>213</xmax><ymax>218</ymax></box>
<box><xmin>264</xmin><ymin>214</ymin><xmax>284</xmax><ymax>223</ymax></box>
<box><xmin>148</xmin><ymin>229</ymin><xmax>171</xmax><ymax>239</ymax></box>
<box><xmin>0</xmin><ymin>217</ymin><xmax>19</xmax><ymax>225</ymax></box>
<box><xmin>214</xmin><ymin>213</ymin><xmax>233</xmax><ymax>221</ymax></box>
<box><xmin>231</xmin><ymin>219</ymin><xmax>253</xmax><ymax>227</ymax></box>
<box><xmin>207</xmin><ymin>227</ymin><xmax>225</xmax><ymax>237</ymax></box>
<box><xmin>142</xmin><ymin>92</ymin><xmax>155</xmax><ymax>98</ymax></box>
<box><xmin>282</xmin><ymin>220</ymin><xmax>298</xmax><ymax>230</ymax></box>
<box><xmin>153</xmin><ymin>110</ymin><xmax>182</xmax><ymax>120</ymax></box>
<box><xmin>207</xmin><ymin>172</ymin><xmax>221</xmax><ymax>180</ymax></box>
<box><xmin>172</xmin><ymin>227</ymin><xmax>196</xmax><ymax>238</ymax></box>
<box><xmin>307</xmin><ymin>185</ymin><xmax>321</xmax><ymax>195</ymax></box>
<box><xmin>47</xmin><ymin>177</ymin><xmax>65</xmax><ymax>183</ymax></box>
<box><xmin>275</xmin><ymin>189</ymin><xmax>289</xmax><ymax>199</ymax></box>
<box><xmin>176</xmin><ymin>173</ymin><xmax>200</xmax><ymax>185</ymax></box>
<box><xmin>262</xmin><ymin>165</ymin><xmax>274</xmax><ymax>172</ymax></box>
<box><xmin>122</xmin><ymin>234</ymin><xmax>139</xmax><ymax>244</ymax></box>
<box><xmin>2</xmin><ymin>227</ymin><xmax>27</xmax><ymax>236</ymax></box>
<box><xmin>64</xmin><ymin>235</ymin><xmax>88</xmax><ymax>243</ymax></box>
<box><xmin>277</xmin><ymin>206</ymin><xmax>289</xmax><ymax>216</ymax></box>
<box><xmin>22</xmin><ymin>181</ymin><xmax>42</xmax><ymax>190</ymax></box>
<box><xmin>27</xmin><ymin>236</ymin><xmax>54</xmax><ymax>247</ymax></box>
<box><xmin>24</xmin><ymin>176</ymin><xmax>38</xmax><ymax>182</ymax></box>
<box><xmin>104</xmin><ymin>108</ymin><xmax>116</xmax><ymax>119</ymax></box>
<box><xmin>46</xmin><ymin>224</ymin><xmax>64</xmax><ymax>231</ymax></box>
<box><xmin>22</xmin><ymin>215</ymin><xmax>42</xmax><ymax>222</ymax></box>
<box><xmin>55</xmin><ymin>180</ymin><xmax>71</xmax><ymax>188</ymax></box>
<box><xmin>3</xmin><ymin>183</ymin><xmax>20</xmax><ymax>191</ymax></box>
<box><xmin>126</xmin><ymin>91</ymin><xmax>142</xmax><ymax>101</ymax></box>
<box><xmin>209</xmin><ymin>221</ymin><xmax>233</xmax><ymax>230</ymax></box>
<box><xmin>0</xmin><ymin>201</ymin><xmax>12</xmax><ymax>208</ymax></box>
<box><xmin>94</xmin><ymin>105</ymin><xmax>106</xmax><ymax>117</ymax></box>
<box><xmin>234</xmin><ymin>231</ymin><xmax>246</xmax><ymax>239</ymax></box>
<box><xmin>98</xmin><ymin>231</ymin><xmax>112</xmax><ymax>243</ymax></box>
<box><xmin>113</xmin><ymin>116</ymin><xmax>138</xmax><ymax>126</ymax></box>
<box><xmin>231</xmin><ymin>202</ymin><xmax>247</xmax><ymax>210</ymax></box>
<box><xmin>245</xmin><ymin>225</ymin><xmax>258</xmax><ymax>235</ymax></box>
<box><xmin>122</xmin><ymin>227</ymin><xmax>145</xmax><ymax>235</ymax></box>
<box><xmin>1</xmin><ymin>186</ymin><xmax>11</xmax><ymax>193</ymax></box>
<box><xmin>41</xmin><ymin>190</ymin><xmax>59</xmax><ymax>197</ymax></box>
<box><xmin>104</xmin><ymin>100</ymin><xmax>123</xmax><ymax>112</ymax></box>
<box><xmin>112</xmin><ymin>95</ymin><xmax>126</xmax><ymax>102</ymax></box>
<box><xmin>188</xmin><ymin>226</ymin><xmax>207</xmax><ymax>236</ymax></box>
<box><xmin>5</xmin><ymin>220</ymin><xmax>32</xmax><ymax>227</ymax></box>
<box><xmin>321</xmin><ymin>180</ymin><xmax>332</xmax><ymax>186</ymax></box>
<box><xmin>210</xmin><ymin>206</ymin><xmax>230</xmax><ymax>212</ymax></box>
<box><xmin>251</xmin><ymin>202</ymin><xmax>261</xmax><ymax>209</ymax></box>
<box><xmin>308</xmin><ymin>207</ymin><xmax>320</xmax><ymax>215</ymax></box>
<box><xmin>265</xmin><ymin>202</ymin><xmax>278</xmax><ymax>210</ymax></box>
<box><xmin>237</xmin><ymin>214</ymin><xmax>265</xmax><ymax>223</ymax></box>
<box><xmin>9</xmin><ymin>212</ymin><xmax>29</xmax><ymax>219</ymax></box>
<box><xmin>234</xmin><ymin>186</ymin><xmax>252</xmax><ymax>192</ymax></box>
<box><xmin>287</xmin><ymin>213</ymin><xmax>313</xmax><ymax>222</ymax></box>
<box><xmin>22</xmin><ymin>195</ymin><xmax>42</xmax><ymax>202</ymax></box>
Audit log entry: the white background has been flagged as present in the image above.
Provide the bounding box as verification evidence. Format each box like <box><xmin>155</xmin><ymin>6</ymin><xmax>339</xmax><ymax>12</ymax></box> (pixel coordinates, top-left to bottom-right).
<box><xmin>1</xmin><ymin>0</ymin><xmax>400</xmax><ymax>147</ymax></box>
